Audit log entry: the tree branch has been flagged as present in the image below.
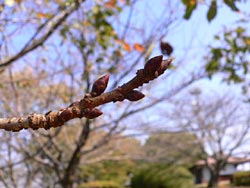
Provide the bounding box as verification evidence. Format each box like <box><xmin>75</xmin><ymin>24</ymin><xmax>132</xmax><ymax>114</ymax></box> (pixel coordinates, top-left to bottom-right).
<box><xmin>0</xmin><ymin>0</ymin><xmax>84</xmax><ymax>68</ymax></box>
<box><xmin>0</xmin><ymin>56</ymin><xmax>173</xmax><ymax>132</ymax></box>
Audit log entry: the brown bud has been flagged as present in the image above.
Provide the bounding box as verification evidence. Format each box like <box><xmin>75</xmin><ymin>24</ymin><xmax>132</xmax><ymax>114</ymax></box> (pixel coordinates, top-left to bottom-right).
<box><xmin>59</xmin><ymin>109</ymin><xmax>73</xmax><ymax>122</ymax></box>
<box><xmin>125</xmin><ymin>90</ymin><xmax>145</xmax><ymax>101</ymax></box>
<box><xmin>84</xmin><ymin>108</ymin><xmax>103</xmax><ymax>119</ymax></box>
<box><xmin>157</xmin><ymin>58</ymin><xmax>173</xmax><ymax>75</ymax></box>
<box><xmin>144</xmin><ymin>55</ymin><xmax>163</xmax><ymax>76</ymax></box>
<box><xmin>91</xmin><ymin>74</ymin><xmax>110</xmax><ymax>97</ymax></box>
<box><xmin>160</xmin><ymin>41</ymin><xmax>173</xmax><ymax>56</ymax></box>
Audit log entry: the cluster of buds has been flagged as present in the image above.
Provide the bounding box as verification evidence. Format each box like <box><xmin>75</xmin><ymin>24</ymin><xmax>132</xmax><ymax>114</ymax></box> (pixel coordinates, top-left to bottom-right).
<box><xmin>82</xmin><ymin>55</ymin><xmax>172</xmax><ymax>119</ymax></box>
<box><xmin>0</xmin><ymin>55</ymin><xmax>173</xmax><ymax>132</ymax></box>
<box><xmin>84</xmin><ymin>74</ymin><xmax>110</xmax><ymax>119</ymax></box>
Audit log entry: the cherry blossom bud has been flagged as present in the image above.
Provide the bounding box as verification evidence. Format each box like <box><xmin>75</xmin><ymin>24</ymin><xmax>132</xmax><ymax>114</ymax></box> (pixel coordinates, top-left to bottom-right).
<box><xmin>84</xmin><ymin>108</ymin><xmax>103</xmax><ymax>119</ymax></box>
<box><xmin>125</xmin><ymin>90</ymin><xmax>145</xmax><ymax>101</ymax></box>
<box><xmin>157</xmin><ymin>58</ymin><xmax>173</xmax><ymax>75</ymax></box>
<box><xmin>144</xmin><ymin>55</ymin><xmax>163</xmax><ymax>76</ymax></box>
<box><xmin>91</xmin><ymin>74</ymin><xmax>110</xmax><ymax>97</ymax></box>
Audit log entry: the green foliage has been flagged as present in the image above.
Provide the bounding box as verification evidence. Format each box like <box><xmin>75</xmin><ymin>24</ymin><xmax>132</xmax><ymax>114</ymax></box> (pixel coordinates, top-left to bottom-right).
<box><xmin>131</xmin><ymin>164</ymin><xmax>194</xmax><ymax>188</ymax></box>
<box><xmin>181</xmin><ymin>0</ymin><xmax>240</xmax><ymax>21</ymax></box>
<box><xmin>233</xmin><ymin>171</ymin><xmax>250</xmax><ymax>186</ymax></box>
<box><xmin>182</xmin><ymin>0</ymin><xmax>197</xmax><ymax>19</ymax></box>
<box><xmin>57</xmin><ymin>1</ymin><xmax>123</xmax><ymax>55</ymax></box>
<box><xmin>194</xmin><ymin>184</ymin><xmax>207</xmax><ymax>188</ymax></box>
<box><xmin>207</xmin><ymin>1</ymin><xmax>217</xmax><ymax>22</ymax></box>
<box><xmin>224</xmin><ymin>0</ymin><xmax>239</xmax><ymax>11</ymax></box>
<box><xmin>78</xmin><ymin>181</ymin><xmax>120</xmax><ymax>188</ymax></box>
<box><xmin>88</xmin><ymin>5</ymin><xmax>118</xmax><ymax>49</ymax></box>
<box><xmin>144</xmin><ymin>132</ymin><xmax>203</xmax><ymax>166</ymax></box>
<box><xmin>78</xmin><ymin>160</ymin><xmax>136</xmax><ymax>186</ymax></box>
<box><xmin>206</xmin><ymin>26</ymin><xmax>250</xmax><ymax>86</ymax></box>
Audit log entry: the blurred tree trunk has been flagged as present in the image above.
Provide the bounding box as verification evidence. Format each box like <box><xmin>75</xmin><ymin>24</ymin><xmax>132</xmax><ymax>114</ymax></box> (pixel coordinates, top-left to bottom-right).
<box><xmin>61</xmin><ymin>121</ymin><xmax>90</xmax><ymax>188</ymax></box>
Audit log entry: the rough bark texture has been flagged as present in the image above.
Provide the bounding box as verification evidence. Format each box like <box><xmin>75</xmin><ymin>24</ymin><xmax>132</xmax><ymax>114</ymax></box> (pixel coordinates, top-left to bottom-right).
<box><xmin>0</xmin><ymin>56</ymin><xmax>172</xmax><ymax>132</ymax></box>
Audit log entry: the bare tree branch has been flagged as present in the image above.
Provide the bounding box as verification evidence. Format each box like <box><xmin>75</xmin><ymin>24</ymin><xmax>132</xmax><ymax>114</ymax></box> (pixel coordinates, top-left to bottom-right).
<box><xmin>0</xmin><ymin>56</ymin><xmax>172</xmax><ymax>131</ymax></box>
<box><xmin>0</xmin><ymin>0</ymin><xmax>84</xmax><ymax>68</ymax></box>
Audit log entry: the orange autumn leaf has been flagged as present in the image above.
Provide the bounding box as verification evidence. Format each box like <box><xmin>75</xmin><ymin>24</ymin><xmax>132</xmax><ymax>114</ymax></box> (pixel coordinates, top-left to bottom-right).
<box><xmin>116</xmin><ymin>39</ymin><xmax>131</xmax><ymax>52</ymax></box>
<box><xmin>123</xmin><ymin>42</ymin><xmax>131</xmax><ymax>52</ymax></box>
<box><xmin>133</xmin><ymin>43</ymin><xmax>145</xmax><ymax>52</ymax></box>
<box><xmin>37</xmin><ymin>12</ymin><xmax>46</xmax><ymax>19</ymax></box>
<box><xmin>15</xmin><ymin>0</ymin><xmax>22</xmax><ymax>3</ymax></box>
<box><xmin>190</xmin><ymin>0</ymin><xmax>196</xmax><ymax>6</ymax></box>
<box><xmin>244</xmin><ymin>38</ymin><xmax>250</xmax><ymax>45</ymax></box>
<box><xmin>104</xmin><ymin>0</ymin><xmax>117</xmax><ymax>8</ymax></box>
<box><xmin>37</xmin><ymin>12</ymin><xmax>51</xmax><ymax>19</ymax></box>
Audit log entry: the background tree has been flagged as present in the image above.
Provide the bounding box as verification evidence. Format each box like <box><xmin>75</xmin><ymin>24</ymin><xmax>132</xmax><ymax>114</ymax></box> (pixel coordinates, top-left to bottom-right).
<box><xmin>143</xmin><ymin>131</ymin><xmax>203</xmax><ymax>166</ymax></box>
<box><xmin>206</xmin><ymin>24</ymin><xmax>250</xmax><ymax>94</ymax></box>
<box><xmin>166</xmin><ymin>89</ymin><xmax>250</xmax><ymax>188</ymax></box>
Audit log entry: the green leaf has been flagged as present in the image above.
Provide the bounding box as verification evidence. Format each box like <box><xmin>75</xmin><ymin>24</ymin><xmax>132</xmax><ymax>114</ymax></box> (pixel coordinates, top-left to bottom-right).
<box><xmin>214</xmin><ymin>35</ymin><xmax>220</xmax><ymax>40</ymax></box>
<box><xmin>212</xmin><ymin>48</ymin><xmax>222</xmax><ymax>59</ymax></box>
<box><xmin>223</xmin><ymin>0</ymin><xmax>239</xmax><ymax>11</ymax></box>
<box><xmin>207</xmin><ymin>1</ymin><xmax>217</xmax><ymax>22</ymax></box>
<box><xmin>236</xmin><ymin>27</ymin><xmax>245</xmax><ymax>35</ymax></box>
<box><xmin>184</xmin><ymin>3</ymin><xmax>197</xmax><ymax>20</ymax></box>
<box><xmin>181</xmin><ymin>0</ymin><xmax>189</xmax><ymax>5</ymax></box>
<box><xmin>206</xmin><ymin>60</ymin><xmax>219</xmax><ymax>74</ymax></box>
<box><xmin>243</xmin><ymin>62</ymin><xmax>248</xmax><ymax>74</ymax></box>
<box><xmin>229</xmin><ymin>72</ymin><xmax>242</xmax><ymax>83</ymax></box>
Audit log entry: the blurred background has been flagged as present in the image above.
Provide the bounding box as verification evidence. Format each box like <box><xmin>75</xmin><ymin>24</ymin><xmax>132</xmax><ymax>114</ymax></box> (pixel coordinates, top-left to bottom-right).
<box><xmin>0</xmin><ymin>0</ymin><xmax>250</xmax><ymax>188</ymax></box>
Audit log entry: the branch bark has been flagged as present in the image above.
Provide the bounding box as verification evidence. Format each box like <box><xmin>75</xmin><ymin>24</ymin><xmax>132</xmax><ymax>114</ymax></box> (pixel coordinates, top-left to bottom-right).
<box><xmin>0</xmin><ymin>56</ymin><xmax>173</xmax><ymax>132</ymax></box>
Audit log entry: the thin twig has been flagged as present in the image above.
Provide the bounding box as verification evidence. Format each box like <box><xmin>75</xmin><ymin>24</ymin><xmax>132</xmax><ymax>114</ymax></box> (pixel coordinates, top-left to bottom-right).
<box><xmin>0</xmin><ymin>0</ymin><xmax>84</xmax><ymax>67</ymax></box>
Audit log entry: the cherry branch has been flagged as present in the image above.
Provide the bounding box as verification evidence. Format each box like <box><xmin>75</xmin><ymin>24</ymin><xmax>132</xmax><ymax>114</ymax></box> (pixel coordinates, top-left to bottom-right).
<box><xmin>0</xmin><ymin>55</ymin><xmax>173</xmax><ymax>132</ymax></box>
